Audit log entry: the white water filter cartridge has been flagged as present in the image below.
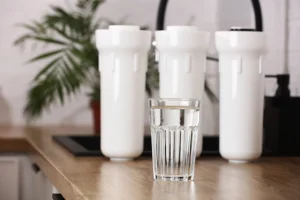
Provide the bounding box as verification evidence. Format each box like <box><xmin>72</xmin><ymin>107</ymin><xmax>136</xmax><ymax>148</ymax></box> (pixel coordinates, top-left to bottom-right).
<box><xmin>96</xmin><ymin>26</ymin><xmax>151</xmax><ymax>160</ymax></box>
<box><xmin>215</xmin><ymin>29</ymin><xmax>266</xmax><ymax>163</ymax></box>
<box><xmin>155</xmin><ymin>26</ymin><xmax>210</xmax><ymax>156</ymax></box>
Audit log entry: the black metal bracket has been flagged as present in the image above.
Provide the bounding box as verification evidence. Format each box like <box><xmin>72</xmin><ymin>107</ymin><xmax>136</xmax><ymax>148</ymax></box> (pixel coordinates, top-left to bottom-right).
<box><xmin>156</xmin><ymin>0</ymin><xmax>263</xmax><ymax>32</ymax></box>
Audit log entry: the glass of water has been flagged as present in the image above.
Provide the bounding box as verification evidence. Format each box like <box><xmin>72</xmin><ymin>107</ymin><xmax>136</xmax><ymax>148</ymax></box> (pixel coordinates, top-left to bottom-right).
<box><xmin>149</xmin><ymin>98</ymin><xmax>201</xmax><ymax>181</ymax></box>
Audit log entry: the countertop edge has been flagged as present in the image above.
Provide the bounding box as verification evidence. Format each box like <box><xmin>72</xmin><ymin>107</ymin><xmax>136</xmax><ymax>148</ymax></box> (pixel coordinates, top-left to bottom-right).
<box><xmin>25</xmin><ymin>127</ymin><xmax>92</xmax><ymax>200</ymax></box>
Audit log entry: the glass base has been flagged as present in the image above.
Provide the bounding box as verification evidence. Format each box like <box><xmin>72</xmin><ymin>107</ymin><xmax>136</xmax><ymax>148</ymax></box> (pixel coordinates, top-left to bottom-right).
<box><xmin>154</xmin><ymin>174</ymin><xmax>193</xmax><ymax>181</ymax></box>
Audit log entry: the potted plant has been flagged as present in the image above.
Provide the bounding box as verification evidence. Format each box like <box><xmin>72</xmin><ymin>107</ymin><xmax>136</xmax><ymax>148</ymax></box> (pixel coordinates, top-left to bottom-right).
<box><xmin>14</xmin><ymin>0</ymin><xmax>215</xmax><ymax>134</ymax></box>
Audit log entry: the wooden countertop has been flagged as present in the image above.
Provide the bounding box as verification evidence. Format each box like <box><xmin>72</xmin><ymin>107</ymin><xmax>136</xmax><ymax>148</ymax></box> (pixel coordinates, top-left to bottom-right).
<box><xmin>0</xmin><ymin>127</ymin><xmax>300</xmax><ymax>199</ymax></box>
<box><xmin>0</xmin><ymin>127</ymin><xmax>33</xmax><ymax>152</ymax></box>
<box><xmin>0</xmin><ymin>126</ymin><xmax>92</xmax><ymax>153</ymax></box>
<box><xmin>22</xmin><ymin>127</ymin><xmax>300</xmax><ymax>200</ymax></box>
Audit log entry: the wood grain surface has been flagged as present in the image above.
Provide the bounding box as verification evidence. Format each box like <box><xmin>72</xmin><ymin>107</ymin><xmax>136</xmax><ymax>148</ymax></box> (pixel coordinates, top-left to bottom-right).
<box><xmin>0</xmin><ymin>127</ymin><xmax>30</xmax><ymax>152</ymax></box>
<box><xmin>0</xmin><ymin>126</ymin><xmax>92</xmax><ymax>153</ymax></box>
<box><xmin>24</xmin><ymin>127</ymin><xmax>300</xmax><ymax>200</ymax></box>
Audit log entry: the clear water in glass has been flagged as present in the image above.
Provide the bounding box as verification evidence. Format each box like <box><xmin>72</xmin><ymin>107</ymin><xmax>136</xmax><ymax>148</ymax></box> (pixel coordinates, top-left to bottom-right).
<box><xmin>149</xmin><ymin>99</ymin><xmax>200</xmax><ymax>181</ymax></box>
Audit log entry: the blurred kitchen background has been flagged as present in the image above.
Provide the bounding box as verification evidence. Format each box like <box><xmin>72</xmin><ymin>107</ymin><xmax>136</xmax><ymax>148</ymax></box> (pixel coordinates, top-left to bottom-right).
<box><xmin>0</xmin><ymin>0</ymin><xmax>299</xmax><ymax>136</ymax></box>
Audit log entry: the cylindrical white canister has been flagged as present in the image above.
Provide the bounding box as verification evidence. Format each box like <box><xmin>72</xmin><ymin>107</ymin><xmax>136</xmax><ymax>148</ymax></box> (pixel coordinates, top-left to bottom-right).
<box><xmin>155</xmin><ymin>26</ymin><xmax>211</xmax><ymax>156</ymax></box>
<box><xmin>96</xmin><ymin>25</ymin><xmax>151</xmax><ymax>160</ymax></box>
<box><xmin>215</xmin><ymin>30</ymin><xmax>266</xmax><ymax>163</ymax></box>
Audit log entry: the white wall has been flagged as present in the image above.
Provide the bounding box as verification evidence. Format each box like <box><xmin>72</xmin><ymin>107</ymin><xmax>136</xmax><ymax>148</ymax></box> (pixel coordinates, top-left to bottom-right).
<box><xmin>0</xmin><ymin>0</ymin><xmax>297</xmax><ymax>135</ymax></box>
<box><xmin>288</xmin><ymin>0</ymin><xmax>300</xmax><ymax>95</ymax></box>
<box><xmin>0</xmin><ymin>0</ymin><xmax>91</xmax><ymax>126</ymax></box>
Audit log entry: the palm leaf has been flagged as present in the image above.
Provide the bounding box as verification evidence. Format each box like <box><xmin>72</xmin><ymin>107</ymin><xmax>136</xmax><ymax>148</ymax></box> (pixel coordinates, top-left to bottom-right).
<box><xmin>13</xmin><ymin>34</ymin><xmax>32</xmax><ymax>47</ymax></box>
<box><xmin>50</xmin><ymin>6</ymin><xmax>73</xmax><ymax>18</ymax></box>
<box><xmin>24</xmin><ymin>57</ymin><xmax>91</xmax><ymax>119</ymax></box>
<box><xmin>76</xmin><ymin>0</ymin><xmax>103</xmax><ymax>13</ymax></box>
<box><xmin>24</xmin><ymin>73</ymin><xmax>57</xmax><ymax>118</ymax></box>
<box><xmin>16</xmin><ymin>21</ymin><xmax>47</xmax><ymax>35</ymax></box>
<box><xmin>56</xmin><ymin>79</ymin><xmax>64</xmax><ymax>105</ymax></box>
<box><xmin>204</xmin><ymin>81</ymin><xmax>218</xmax><ymax>103</ymax></box>
<box><xmin>32</xmin><ymin>36</ymin><xmax>67</xmax><ymax>45</ymax></box>
<box><xmin>49</xmin><ymin>25</ymin><xmax>81</xmax><ymax>43</ymax></box>
<box><xmin>33</xmin><ymin>57</ymin><xmax>61</xmax><ymax>81</ymax></box>
<box><xmin>14</xmin><ymin>35</ymin><xmax>67</xmax><ymax>46</ymax></box>
<box><xmin>28</xmin><ymin>48</ymin><xmax>65</xmax><ymax>63</ymax></box>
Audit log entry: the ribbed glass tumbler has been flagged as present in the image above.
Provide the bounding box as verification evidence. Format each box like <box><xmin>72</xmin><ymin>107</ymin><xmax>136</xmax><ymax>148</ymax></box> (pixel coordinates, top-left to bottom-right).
<box><xmin>149</xmin><ymin>98</ymin><xmax>201</xmax><ymax>181</ymax></box>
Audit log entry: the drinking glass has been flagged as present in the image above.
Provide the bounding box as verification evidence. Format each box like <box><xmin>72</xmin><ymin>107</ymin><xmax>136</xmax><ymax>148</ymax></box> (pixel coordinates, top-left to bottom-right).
<box><xmin>149</xmin><ymin>98</ymin><xmax>201</xmax><ymax>181</ymax></box>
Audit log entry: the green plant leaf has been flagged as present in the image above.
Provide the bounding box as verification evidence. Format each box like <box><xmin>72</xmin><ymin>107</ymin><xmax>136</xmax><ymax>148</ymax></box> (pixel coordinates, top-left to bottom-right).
<box><xmin>65</xmin><ymin>53</ymin><xmax>79</xmax><ymax>67</ymax></box>
<box><xmin>146</xmin><ymin>82</ymin><xmax>152</xmax><ymax>97</ymax></box>
<box><xmin>13</xmin><ymin>34</ymin><xmax>33</xmax><ymax>46</ymax></box>
<box><xmin>204</xmin><ymin>81</ymin><xmax>218</xmax><ymax>103</ymax></box>
<box><xmin>50</xmin><ymin>6</ymin><xmax>72</xmax><ymax>17</ymax></box>
<box><xmin>32</xmin><ymin>36</ymin><xmax>67</xmax><ymax>45</ymax></box>
<box><xmin>56</xmin><ymin>80</ymin><xmax>64</xmax><ymax>105</ymax></box>
<box><xmin>24</xmin><ymin>57</ymin><xmax>89</xmax><ymax>119</ymax></box>
<box><xmin>50</xmin><ymin>25</ymin><xmax>81</xmax><ymax>43</ymax></box>
<box><xmin>61</xmin><ymin>59</ymin><xmax>81</xmax><ymax>92</ymax></box>
<box><xmin>28</xmin><ymin>48</ymin><xmax>65</xmax><ymax>63</ymax></box>
<box><xmin>33</xmin><ymin>57</ymin><xmax>61</xmax><ymax>81</ymax></box>
<box><xmin>16</xmin><ymin>22</ymin><xmax>46</xmax><ymax>34</ymax></box>
<box><xmin>24</xmin><ymin>75</ymin><xmax>56</xmax><ymax>119</ymax></box>
<box><xmin>76</xmin><ymin>0</ymin><xmax>103</xmax><ymax>15</ymax></box>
